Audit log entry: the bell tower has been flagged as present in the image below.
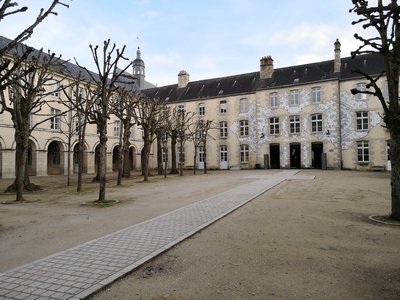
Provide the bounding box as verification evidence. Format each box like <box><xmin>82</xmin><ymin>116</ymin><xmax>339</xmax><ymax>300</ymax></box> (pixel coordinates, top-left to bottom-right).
<box><xmin>133</xmin><ymin>46</ymin><xmax>145</xmax><ymax>88</ymax></box>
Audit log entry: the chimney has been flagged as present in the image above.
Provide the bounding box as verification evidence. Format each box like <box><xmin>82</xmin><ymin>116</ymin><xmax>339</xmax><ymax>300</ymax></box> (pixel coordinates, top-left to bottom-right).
<box><xmin>178</xmin><ymin>70</ymin><xmax>190</xmax><ymax>88</ymax></box>
<box><xmin>334</xmin><ymin>38</ymin><xmax>341</xmax><ymax>73</ymax></box>
<box><xmin>260</xmin><ymin>56</ymin><xmax>274</xmax><ymax>79</ymax></box>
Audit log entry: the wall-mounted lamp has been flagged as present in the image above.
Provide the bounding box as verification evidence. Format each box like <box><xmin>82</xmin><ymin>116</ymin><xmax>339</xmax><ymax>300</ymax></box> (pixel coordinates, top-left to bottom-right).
<box><xmin>260</xmin><ymin>133</ymin><xmax>265</xmax><ymax>139</ymax></box>
<box><xmin>326</xmin><ymin>129</ymin><xmax>330</xmax><ymax>136</ymax></box>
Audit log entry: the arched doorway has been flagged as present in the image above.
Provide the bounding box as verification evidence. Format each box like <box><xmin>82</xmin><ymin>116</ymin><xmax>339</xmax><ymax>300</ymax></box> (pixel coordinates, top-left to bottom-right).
<box><xmin>28</xmin><ymin>140</ymin><xmax>37</xmax><ymax>176</ymax></box>
<box><xmin>73</xmin><ymin>143</ymin><xmax>88</xmax><ymax>173</ymax></box>
<box><xmin>47</xmin><ymin>141</ymin><xmax>64</xmax><ymax>175</ymax></box>
<box><xmin>129</xmin><ymin>146</ymin><xmax>136</xmax><ymax>171</ymax></box>
<box><xmin>112</xmin><ymin>145</ymin><xmax>120</xmax><ymax>172</ymax></box>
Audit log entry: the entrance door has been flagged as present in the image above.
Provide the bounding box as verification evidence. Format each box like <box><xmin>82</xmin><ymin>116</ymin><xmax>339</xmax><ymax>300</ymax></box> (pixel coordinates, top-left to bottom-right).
<box><xmin>290</xmin><ymin>143</ymin><xmax>301</xmax><ymax>169</ymax></box>
<box><xmin>219</xmin><ymin>145</ymin><xmax>228</xmax><ymax>169</ymax></box>
<box><xmin>270</xmin><ymin>144</ymin><xmax>280</xmax><ymax>169</ymax></box>
<box><xmin>198</xmin><ymin>146</ymin><xmax>205</xmax><ymax>170</ymax></box>
<box><xmin>312</xmin><ymin>142</ymin><xmax>323</xmax><ymax>169</ymax></box>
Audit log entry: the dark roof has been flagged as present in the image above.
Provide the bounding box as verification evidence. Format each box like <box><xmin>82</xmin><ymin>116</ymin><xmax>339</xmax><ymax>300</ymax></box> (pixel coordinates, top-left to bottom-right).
<box><xmin>144</xmin><ymin>53</ymin><xmax>385</xmax><ymax>103</ymax></box>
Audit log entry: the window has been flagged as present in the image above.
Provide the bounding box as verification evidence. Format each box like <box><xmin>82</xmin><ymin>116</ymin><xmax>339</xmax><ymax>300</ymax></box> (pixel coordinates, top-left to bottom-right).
<box><xmin>311</xmin><ymin>113</ymin><xmax>323</xmax><ymax>133</ymax></box>
<box><xmin>356</xmin><ymin>111</ymin><xmax>369</xmax><ymax>131</ymax></box>
<box><xmin>29</xmin><ymin>113</ymin><xmax>33</xmax><ymax>129</ymax></box>
<box><xmin>198</xmin><ymin>146</ymin><xmax>204</xmax><ymax>162</ymax></box>
<box><xmin>114</xmin><ymin>120</ymin><xmax>121</xmax><ymax>137</ymax></box>
<box><xmin>199</xmin><ymin>103</ymin><xmax>205</xmax><ymax>116</ymax></box>
<box><xmin>240</xmin><ymin>144</ymin><xmax>249</xmax><ymax>163</ymax></box>
<box><xmin>269</xmin><ymin>117</ymin><xmax>279</xmax><ymax>135</ymax></box>
<box><xmin>220</xmin><ymin>100</ymin><xmax>227</xmax><ymax>114</ymax></box>
<box><xmin>312</xmin><ymin>87</ymin><xmax>321</xmax><ymax>103</ymax></box>
<box><xmin>289</xmin><ymin>89</ymin><xmax>299</xmax><ymax>106</ymax></box>
<box><xmin>355</xmin><ymin>82</ymin><xmax>367</xmax><ymax>100</ymax></box>
<box><xmin>269</xmin><ymin>92</ymin><xmax>279</xmax><ymax>108</ymax></box>
<box><xmin>51</xmin><ymin>80</ymin><xmax>60</xmax><ymax>97</ymax></box>
<box><xmin>239</xmin><ymin>98</ymin><xmax>249</xmax><ymax>113</ymax></box>
<box><xmin>220</xmin><ymin>121</ymin><xmax>228</xmax><ymax>138</ymax></box>
<box><xmin>50</xmin><ymin>108</ymin><xmax>61</xmax><ymax>130</ymax></box>
<box><xmin>387</xmin><ymin>140</ymin><xmax>391</xmax><ymax>161</ymax></box>
<box><xmin>220</xmin><ymin>145</ymin><xmax>228</xmax><ymax>162</ymax></box>
<box><xmin>177</xmin><ymin>104</ymin><xmax>185</xmax><ymax>115</ymax></box>
<box><xmin>357</xmin><ymin>141</ymin><xmax>369</xmax><ymax>162</ymax></box>
<box><xmin>130</xmin><ymin>125</ymin><xmax>135</xmax><ymax>140</ymax></box>
<box><xmin>289</xmin><ymin>115</ymin><xmax>300</xmax><ymax>134</ymax></box>
<box><xmin>178</xmin><ymin>146</ymin><xmax>185</xmax><ymax>164</ymax></box>
<box><xmin>240</xmin><ymin>120</ymin><xmax>249</xmax><ymax>137</ymax></box>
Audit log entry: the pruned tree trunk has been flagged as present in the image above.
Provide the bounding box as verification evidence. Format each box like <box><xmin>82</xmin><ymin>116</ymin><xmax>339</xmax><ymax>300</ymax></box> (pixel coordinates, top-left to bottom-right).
<box><xmin>157</xmin><ymin>138</ymin><xmax>163</xmax><ymax>175</ymax></box>
<box><xmin>193</xmin><ymin>147</ymin><xmax>197</xmax><ymax>175</ymax></box>
<box><xmin>390</xmin><ymin>132</ymin><xmax>400</xmax><ymax>219</ymax></box>
<box><xmin>143</xmin><ymin>140</ymin><xmax>150</xmax><ymax>181</ymax></box>
<box><xmin>122</xmin><ymin>119</ymin><xmax>131</xmax><ymax>178</ymax></box>
<box><xmin>97</xmin><ymin>123</ymin><xmax>108</xmax><ymax>202</ymax></box>
<box><xmin>170</xmin><ymin>134</ymin><xmax>178</xmax><ymax>174</ymax></box>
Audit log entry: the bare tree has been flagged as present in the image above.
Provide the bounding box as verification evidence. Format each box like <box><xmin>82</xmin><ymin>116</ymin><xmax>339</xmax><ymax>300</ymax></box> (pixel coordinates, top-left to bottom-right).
<box><xmin>0</xmin><ymin>1</ymin><xmax>69</xmax><ymax>91</ymax></box>
<box><xmin>169</xmin><ymin>107</ymin><xmax>195</xmax><ymax>175</ymax></box>
<box><xmin>111</xmin><ymin>85</ymin><xmax>139</xmax><ymax>185</ymax></box>
<box><xmin>77</xmin><ymin>40</ymin><xmax>132</xmax><ymax>202</ymax></box>
<box><xmin>350</xmin><ymin>0</ymin><xmax>400</xmax><ymax>220</ymax></box>
<box><xmin>132</xmin><ymin>97</ymin><xmax>169</xmax><ymax>181</ymax></box>
<box><xmin>0</xmin><ymin>48</ymin><xmax>67</xmax><ymax>201</ymax></box>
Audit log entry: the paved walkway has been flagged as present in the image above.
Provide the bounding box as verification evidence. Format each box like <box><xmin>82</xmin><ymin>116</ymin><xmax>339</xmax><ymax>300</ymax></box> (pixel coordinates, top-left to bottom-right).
<box><xmin>0</xmin><ymin>170</ymin><xmax>314</xmax><ymax>300</ymax></box>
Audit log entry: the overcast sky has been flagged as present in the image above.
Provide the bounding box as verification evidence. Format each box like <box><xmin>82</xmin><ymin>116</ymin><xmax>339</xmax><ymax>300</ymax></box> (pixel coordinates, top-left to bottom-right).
<box><xmin>0</xmin><ymin>0</ymin><xmax>375</xmax><ymax>87</ymax></box>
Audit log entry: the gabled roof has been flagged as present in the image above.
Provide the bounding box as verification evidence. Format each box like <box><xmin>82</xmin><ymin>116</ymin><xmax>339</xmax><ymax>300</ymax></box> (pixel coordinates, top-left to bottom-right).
<box><xmin>143</xmin><ymin>53</ymin><xmax>385</xmax><ymax>103</ymax></box>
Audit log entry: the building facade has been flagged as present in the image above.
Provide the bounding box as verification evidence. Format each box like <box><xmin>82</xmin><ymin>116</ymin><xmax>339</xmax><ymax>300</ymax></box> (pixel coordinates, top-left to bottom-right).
<box><xmin>0</xmin><ymin>37</ymin><xmax>392</xmax><ymax>179</ymax></box>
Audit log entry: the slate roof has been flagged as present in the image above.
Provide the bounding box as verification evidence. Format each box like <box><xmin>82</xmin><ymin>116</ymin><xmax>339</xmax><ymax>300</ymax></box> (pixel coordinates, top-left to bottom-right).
<box><xmin>143</xmin><ymin>53</ymin><xmax>385</xmax><ymax>103</ymax></box>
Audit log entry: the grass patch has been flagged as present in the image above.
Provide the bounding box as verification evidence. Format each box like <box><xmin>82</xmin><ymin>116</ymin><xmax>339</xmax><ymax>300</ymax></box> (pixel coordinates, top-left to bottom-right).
<box><xmin>81</xmin><ymin>199</ymin><xmax>120</xmax><ymax>207</ymax></box>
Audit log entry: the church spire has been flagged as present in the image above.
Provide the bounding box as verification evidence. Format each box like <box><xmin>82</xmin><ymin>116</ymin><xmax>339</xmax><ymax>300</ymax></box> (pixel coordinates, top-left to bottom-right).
<box><xmin>132</xmin><ymin>42</ymin><xmax>145</xmax><ymax>88</ymax></box>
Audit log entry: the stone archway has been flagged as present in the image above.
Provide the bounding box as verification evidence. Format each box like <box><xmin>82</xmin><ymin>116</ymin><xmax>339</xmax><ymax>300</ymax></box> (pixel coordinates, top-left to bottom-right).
<box><xmin>73</xmin><ymin>143</ymin><xmax>88</xmax><ymax>173</ymax></box>
<box><xmin>47</xmin><ymin>141</ymin><xmax>64</xmax><ymax>175</ymax></box>
<box><xmin>112</xmin><ymin>145</ymin><xmax>120</xmax><ymax>172</ymax></box>
<box><xmin>129</xmin><ymin>146</ymin><xmax>137</xmax><ymax>171</ymax></box>
<box><xmin>28</xmin><ymin>140</ymin><xmax>37</xmax><ymax>176</ymax></box>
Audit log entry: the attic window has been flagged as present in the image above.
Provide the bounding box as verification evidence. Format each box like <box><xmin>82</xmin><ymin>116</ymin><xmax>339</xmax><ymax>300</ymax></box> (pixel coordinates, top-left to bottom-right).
<box><xmin>184</xmin><ymin>86</ymin><xmax>190</xmax><ymax>95</ymax></box>
<box><xmin>232</xmin><ymin>80</ymin><xmax>237</xmax><ymax>88</ymax></box>
<box><xmin>293</xmin><ymin>70</ymin><xmax>296</xmax><ymax>76</ymax></box>
<box><xmin>199</xmin><ymin>84</ymin><xmax>205</xmax><ymax>94</ymax></box>
<box><xmin>293</xmin><ymin>78</ymin><xmax>299</xmax><ymax>83</ymax></box>
<box><xmin>168</xmin><ymin>88</ymin><xmax>173</xmax><ymax>95</ymax></box>
<box><xmin>363</xmin><ymin>59</ymin><xmax>367</xmax><ymax>67</ymax></box>
<box><xmin>218</xmin><ymin>90</ymin><xmax>224</xmax><ymax>96</ymax></box>
<box><xmin>216</xmin><ymin>82</ymin><xmax>221</xmax><ymax>89</ymax></box>
<box><xmin>165</xmin><ymin>97</ymin><xmax>170</xmax><ymax>101</ymax></box>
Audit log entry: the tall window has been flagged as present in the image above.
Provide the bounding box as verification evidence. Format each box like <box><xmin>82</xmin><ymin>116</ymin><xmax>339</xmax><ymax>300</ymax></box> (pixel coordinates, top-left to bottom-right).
<box><xmin>220</xmin><ymin>121</ymin><xmax>228</xmax><ymax>138</ymax></box>
<box><xmin>51</xmin><ymin>80</ymin><xmax>59</xmax><ymax>97</ymax></box>
<box><xmin>50</xmin><ymin>108</ymin><xmax>61</xmax><ymax>130</ymax></box>
<box><xmin>199</xmin><ymin>103</ymin><xmax>205</xmax><ymax>116</ymax></box>
<box><xmin>130</xmin><ymin>125</ymin><xmax>135</xmax><ymax>140</ymax></box>
<box><xmin>198</xmin><ymin>146</ymin><xmax>204</xmax><ymax>162</ymax></box>
<box><xmin>312</xmin><ymin>87</ymin><xmax>321</xmax><ymax>103</ymax></box>
<box><xmin>356</xmin><ymin>111</ymin><xmax>369</xmax><ymax>131</ymax></box>
<box><xmin>220</xmin><ymin>145</ymin><xmax>228</xmax><ymax>162</ymax></box>
<box><xmin>355</xmin><ymin>82</ymin><xmax>367</xmax><ymax>100</ymax></box>
<box><xmin>114</xmin><ymin>120</ymin><xmax>121</xmax><ymax>137</ymax></box>
<box><xmin>289</xmin><ymin>115</ymin><xmax>300</xmax><ymax>134</ymax></box>
<box><xmin>269</xmin><ymin>117</ymin><xmax>279</xmax><ymax>135</ymax></box>
<box><xmin>177</xmin><ymin>104</ymin><xmax>185</xmax><ymax>115</ymax></box>
<box><xmin>357</xmin><ymin>141</ymin><xmax>369</xmax><ymax>162</ymax></box>
<box><xmin>269</xmin><ymin>92</ymin><xmax>279</xmax><ymax>108</ymax></box>
<box><xmin>311</xmin><ymin>113</ymin><xmax>323</xmax><ymax>133</ymax></box>
<box><xmin>240</xmin><ymin>120</ymin><xmax>249</xmax><ymax>137</ymax></box>
<box><xmin>387</xmin><ymin>140</ymin><xmax>391</xmax><ymax>161</ymax></box>
<box><xmin>220</xmin><ymin>100</ymin><xmax>227</xmax><ymax>114</ymax></box>
<box><xmin>178</xmin><ymin>146</ymin><xmax>185</xmax><ymax>164</ymax></box>
<box><xmin>289</xmin><ymin>89</ymin><xmax>299</xmax><ymax>106</ymax></box>
<box><xmin>240</xmin><ymin>144</ymin><xmax>249</xmax><ymax>163</ymax></box>
<box><xmin>239</xmin><ymin>98</ymin><xmax>249</xmax><ymax>113</ymax></box>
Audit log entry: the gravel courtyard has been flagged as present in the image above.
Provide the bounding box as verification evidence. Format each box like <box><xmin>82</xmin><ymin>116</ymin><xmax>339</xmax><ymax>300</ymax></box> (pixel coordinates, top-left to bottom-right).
<box><xmin>1</xmin><ymin>170</ymin><xmax>399</xmax><ymax>299</ymax></box>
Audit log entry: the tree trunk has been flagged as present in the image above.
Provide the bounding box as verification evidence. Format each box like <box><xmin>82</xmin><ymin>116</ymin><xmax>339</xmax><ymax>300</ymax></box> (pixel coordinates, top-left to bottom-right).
<box><xmin>143</xmin><ymin>141</ymin><xmax>150</xmax><ymax>181</ymax></box>
<box><xmin>193</xmin><ymin>146</ymin><xmax>197</xmax><ymax>175</ymax></box>
<box><xmin>203</xmin><ymin>141</ymin><xmax>207</xmax><ymax>174</ymax></box>
<box><xmin>390</xmin><ymin>132</ymin><xmax>400</xmax><ymax>220</ymax></box>
<box><xmin>117</xmin><ymin>144</ymin><xmax>123</xmax><ymax>186</ymax></box>
<box><xmin>66</xmin><ymin>137</ymin><xmax>71</xmax><ymax>187</ymax></box>
<box><xmin>170</xmin><ymin>134</ymin><xmax>178</xmax><ymax>174</ymax></box>
<box><xmin>97</xmin><ymin>127</ymin><xmax>108</xmax><ymax>202</ymax></box>
<box><xmin>77</xmin><ymin>121</ymin><xmax>86</xmax><ymax>192</ymax></box>
<box><xmin>179</xmin><ymin>139</ymin><xmax>184</xmax><ymax>176</ymax></box>
<box><xmin>122</xmin><ymin>119</ymin><xmax>131</xmax><ymax>178</ymax></box>
<box><xmin>157</xmin><ymin>138</ymin><xmax>163</xmax><ymax>175</ymax></box>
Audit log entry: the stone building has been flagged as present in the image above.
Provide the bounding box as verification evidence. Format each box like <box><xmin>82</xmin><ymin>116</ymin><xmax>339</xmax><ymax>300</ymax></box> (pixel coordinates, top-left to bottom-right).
<box><xmin>144</xmin><ymin>39</ymin><xmax>391</xmax><ymax>171</ymax></box>
<box><xmin>0</xmin><ymin>36</ymin><xmax>392</xmax><ymax>178</ymax></box>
